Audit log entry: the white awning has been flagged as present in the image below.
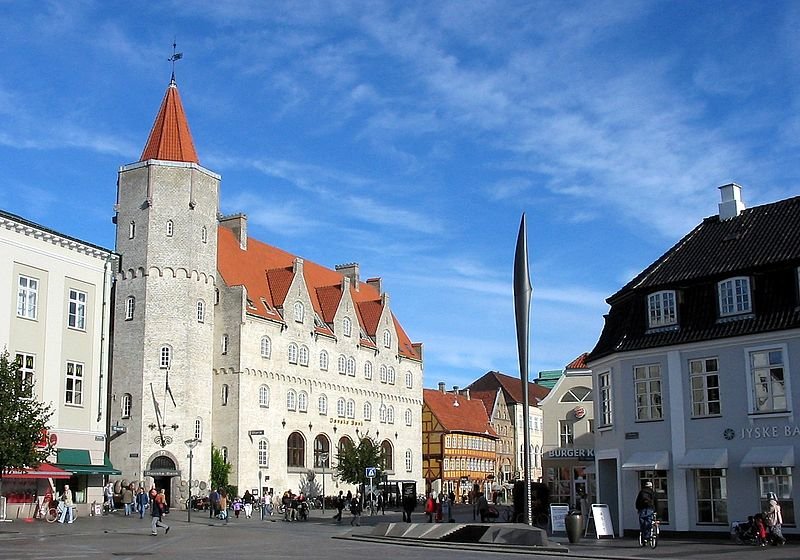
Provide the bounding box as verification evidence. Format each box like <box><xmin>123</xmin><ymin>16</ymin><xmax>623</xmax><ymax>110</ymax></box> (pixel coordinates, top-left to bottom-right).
<box><xmin>676</xmin><ymin>448</ymin><xmax>728</xmax><ymax>469</ymax></box>
<box><xmin>740</xmin><ymin>446</ymin><xmax>795</xmax><ymax>468</ymax></box>
<box><xmin>621</xmin><ymin>451</ymin><xmax>670</xmax><ymax>471</ymax></box>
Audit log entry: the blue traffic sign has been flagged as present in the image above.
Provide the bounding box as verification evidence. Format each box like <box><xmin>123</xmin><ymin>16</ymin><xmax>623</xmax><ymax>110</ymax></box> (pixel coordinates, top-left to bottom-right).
<box><xmin>365</xmin><ymin>467</ymin><xmax>377</xmax><ymax>478</ymax></box>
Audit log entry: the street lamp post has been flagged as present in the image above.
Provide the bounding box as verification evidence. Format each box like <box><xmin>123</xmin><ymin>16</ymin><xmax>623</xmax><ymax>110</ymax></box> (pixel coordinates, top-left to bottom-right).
<box><xmin>184</xmin><ymin>438</ymin><xmax>200</xmax><ymax>524</ymax></box>
<box><xmin>321</xmin><ymin>452</ymin><xmax>329</xmax><ymax>515</ymax></box>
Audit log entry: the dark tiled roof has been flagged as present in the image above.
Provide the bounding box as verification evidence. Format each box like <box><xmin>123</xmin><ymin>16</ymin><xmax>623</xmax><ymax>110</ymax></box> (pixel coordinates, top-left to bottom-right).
<box><xmin>468</xmin><ymin>371</ymin><xmax>550</xmax><ymax>405</ymax></box>
<box><xmin>589</xmin><ymin>196</ymin><xmax>800</xmax><ymax>361</ymax></box>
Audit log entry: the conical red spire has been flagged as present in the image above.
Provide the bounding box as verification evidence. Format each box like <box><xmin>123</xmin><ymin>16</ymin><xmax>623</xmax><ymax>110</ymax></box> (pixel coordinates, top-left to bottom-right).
<box><xmin>140</xmin><ymin>78</ymin><xmax>199</xmax><ymax>163</ymax></box>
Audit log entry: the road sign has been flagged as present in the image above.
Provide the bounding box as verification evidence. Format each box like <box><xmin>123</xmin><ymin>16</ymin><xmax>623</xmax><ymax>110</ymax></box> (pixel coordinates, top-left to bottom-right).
<box><xmin>365</xmin><ymin>467</ymin><xmax>377</xmax><ymax>478</ymax></box>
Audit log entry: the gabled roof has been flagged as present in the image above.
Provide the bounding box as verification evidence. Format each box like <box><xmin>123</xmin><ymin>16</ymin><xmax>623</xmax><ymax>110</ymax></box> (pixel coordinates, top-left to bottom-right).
<box><xmin>140</xmin><ymin>78</ymin><xmax>199</xmax><ymax>164</ymax></box>
<box><xmin>470</xmin><ymin>389</ymin><xmax>499</xmax><ymax>418</ymax></box>
<box><xmin>609</xmin><ymin>196</ymin><xmax>800</xmax><ymax>303</ymax></box>
<box><xmin>467</xmin><ymin>370</ymin><xmax>550</xmax><ymax>405</ymax></box>
<box><xmin>589</xmin><ymin>195</ymin><xmax>800</xmax><ymax>361</ymax></box>
<box><xmin>217</xmin><ymin>226</ymin><xmax>420</xmax><ymax>360</ymax></box>
<box><xmin>423</xmin><ymin>389</ymin><xmax>497</xmax><ymax>436</ymax></box>
<box><xmin>565</xmin><ymin>353</ymin><xmax>589</xmax><ymax>370</ymax></box>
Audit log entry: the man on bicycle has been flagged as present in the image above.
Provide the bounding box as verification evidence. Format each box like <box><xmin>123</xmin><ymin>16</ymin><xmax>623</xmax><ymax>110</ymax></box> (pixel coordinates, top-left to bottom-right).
<box><xmin>635</xmin><ymin>481</ymin><xmax>658</xmax><ymax>540</ymax></box>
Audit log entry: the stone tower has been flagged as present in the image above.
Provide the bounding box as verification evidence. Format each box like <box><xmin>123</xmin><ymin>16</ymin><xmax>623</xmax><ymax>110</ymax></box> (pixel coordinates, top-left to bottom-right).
<box><xmin>109</xmin><ymin>76</ymin><xmax>219</xmax><ymax>505</ymax></box>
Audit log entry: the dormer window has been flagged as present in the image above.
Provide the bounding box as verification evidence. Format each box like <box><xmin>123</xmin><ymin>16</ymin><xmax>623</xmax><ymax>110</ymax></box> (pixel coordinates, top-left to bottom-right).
<box><xmin>647</xmin><ymin>290</ymin><xmax>677</xmax><ymax>328</ymax></box>
<box><xmin>718</xmin><ymin>276</ymin><xmax>751</xmax><ymax>316</ymax></box>
<box><xmin>294</xmin><ymin>301</ymin><xmax>304</xmax><ymax>323</ymax></box>
<box><xmin>342</xmin><ymin>317</ymin><xmax>352</xmax><ymax>337</ymax></box>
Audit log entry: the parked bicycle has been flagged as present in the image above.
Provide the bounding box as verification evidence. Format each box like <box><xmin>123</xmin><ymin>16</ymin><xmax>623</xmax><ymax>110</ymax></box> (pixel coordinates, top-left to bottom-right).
<box><xmin>33</xmin><ymin>497</ymin><xmax>58</xmax><ymax>523</ymax></box>
<box><xmin>639</xmin><ymin>512</ymin><xmax>659</xmax><ymax>549</ymax></box>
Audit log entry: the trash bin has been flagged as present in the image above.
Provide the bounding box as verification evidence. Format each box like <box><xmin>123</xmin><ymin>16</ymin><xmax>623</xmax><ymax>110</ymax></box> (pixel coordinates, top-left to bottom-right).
<box><xmin>565</xmin><ymin>510</ymin><xmax>583</xmax><ymax>543</ymax></box>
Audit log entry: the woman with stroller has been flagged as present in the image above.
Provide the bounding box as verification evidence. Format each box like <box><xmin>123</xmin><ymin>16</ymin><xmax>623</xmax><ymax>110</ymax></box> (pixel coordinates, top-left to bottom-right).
<box><xmin>765</xmin><ymin>493</ymin><xmax>787</xmax><ymax>546</ymax></box>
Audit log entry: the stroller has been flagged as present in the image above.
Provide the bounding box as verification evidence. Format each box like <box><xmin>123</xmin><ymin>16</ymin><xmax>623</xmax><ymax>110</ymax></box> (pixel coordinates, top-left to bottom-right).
<box><xmin>734</xmin><ymin>515</ymin><xmax>767</xmax><ymax>546</ymax></box>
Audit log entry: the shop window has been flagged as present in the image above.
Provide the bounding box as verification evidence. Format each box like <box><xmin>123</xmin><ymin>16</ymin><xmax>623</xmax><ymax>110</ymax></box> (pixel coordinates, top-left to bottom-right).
<box><xmin>695</xmin><ymin>469</ymin><xmax>726</xmax><ymax>524</ymax></box>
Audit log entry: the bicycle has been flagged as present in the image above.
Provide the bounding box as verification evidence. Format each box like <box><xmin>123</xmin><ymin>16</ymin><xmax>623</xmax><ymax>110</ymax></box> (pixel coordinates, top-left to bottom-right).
<box><xmin>33</xmin><ymin>498</ymin><xmax>58</xmax><ymax>523</ymax></box>
<box><xmin>639</xmin><ymin>512</ymin><xmax>659</xmax><ymax>549</ymax></box>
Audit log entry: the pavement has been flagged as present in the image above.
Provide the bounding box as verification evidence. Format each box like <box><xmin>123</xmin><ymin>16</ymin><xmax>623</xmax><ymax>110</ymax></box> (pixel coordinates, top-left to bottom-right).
<box><xmin>0</xmin><ymin>502</ymin><xmax>794</xmax><ymax>560</ymax></box>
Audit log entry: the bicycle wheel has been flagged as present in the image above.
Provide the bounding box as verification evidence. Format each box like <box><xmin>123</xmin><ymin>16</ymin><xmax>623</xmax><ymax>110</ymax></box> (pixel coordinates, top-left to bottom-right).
<box><xmin>639</xmin><ymin>531</ymin><xmax>645</xmax><ymax>547</ymax></box>
<box><xmin>649</xmin><ymin>525</ymin><xmax>659</xmax><ymax>549</ymax></box>
<box><xmin>46</xmin><ymin>507</ymin><xmax>58</xmax><ymax>523</ymax></box>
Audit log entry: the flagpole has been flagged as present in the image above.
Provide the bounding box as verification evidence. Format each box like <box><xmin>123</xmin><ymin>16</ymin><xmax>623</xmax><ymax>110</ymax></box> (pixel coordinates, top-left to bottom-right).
<box><xmin>513</xmin><ymin>213</ymin><xmax>533</xmax><ymax>526</ymax></box>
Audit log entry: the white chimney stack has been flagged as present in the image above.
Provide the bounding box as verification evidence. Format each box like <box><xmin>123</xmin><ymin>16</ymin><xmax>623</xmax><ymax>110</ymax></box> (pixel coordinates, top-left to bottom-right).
<box><xmin>718</xmin><ymin>183</ymin><xmax>745</xmax><ymax>220</ymax></box>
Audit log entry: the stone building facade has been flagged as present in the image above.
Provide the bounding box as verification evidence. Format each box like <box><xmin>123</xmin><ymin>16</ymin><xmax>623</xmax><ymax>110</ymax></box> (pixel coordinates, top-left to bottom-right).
<box><xmin>108</xmin><ymin>77</ymin><xmax>424</xmax><ymax>506</ymax></box>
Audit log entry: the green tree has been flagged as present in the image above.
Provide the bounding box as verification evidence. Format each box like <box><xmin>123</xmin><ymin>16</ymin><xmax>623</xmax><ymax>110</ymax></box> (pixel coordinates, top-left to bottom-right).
<box><xmin>334</xmin><ymin>436</ymin><xmax>385</xmax><ymax>490</ymax></box>
<box><xmin>0</xmin><ymin>350</ymin><xmax>55</xmax><ymax>490</ymax></box>
<box><xmin>210</xmin><ymin>445</ymin><xmax>232</xmax><ymax>493</ymax></box>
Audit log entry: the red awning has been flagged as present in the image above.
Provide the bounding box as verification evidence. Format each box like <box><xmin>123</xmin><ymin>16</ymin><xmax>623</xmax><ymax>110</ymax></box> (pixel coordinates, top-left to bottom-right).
<box><xmin>2</xmin><ymin>464</ymin><xmax>72</xmax><ymax>480</ymax></box>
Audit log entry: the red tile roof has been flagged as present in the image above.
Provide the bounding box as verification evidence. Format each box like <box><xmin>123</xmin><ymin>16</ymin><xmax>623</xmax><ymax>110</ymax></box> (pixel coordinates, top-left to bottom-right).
<box><xmin>470</xmin><ymin>389</ymin><xmax>498</xmax><ymax>417</ymax></box>
<box><xmin>423</xmin><ymin>389</ymin><xmax>497</xmax><ymax>436</ymax></box>
<box><xmin>565</xmin><ymin>352</ymin><xmax>589</xmax><ymax>370</ymax></box>
<box><xmin>217</xmin><ymin>226</ymin><xmax>420</xmax><ymax>360</ymax></box>
<box><xmin>467</xmin><ymin>371</ymin><xmax>550</xmax><ymax>405</ymax></box>
<box><xmin>140</xmin><ymin>79</ymin><xmax>199</xmax><ymax>163</ymax></box>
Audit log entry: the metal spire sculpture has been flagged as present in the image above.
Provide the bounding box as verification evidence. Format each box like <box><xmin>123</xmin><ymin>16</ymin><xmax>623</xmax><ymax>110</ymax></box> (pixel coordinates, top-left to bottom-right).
<box><xmin>513</xmin><ymin>213</ymin><xmax>533</xmax><ymax>525</ymax></box>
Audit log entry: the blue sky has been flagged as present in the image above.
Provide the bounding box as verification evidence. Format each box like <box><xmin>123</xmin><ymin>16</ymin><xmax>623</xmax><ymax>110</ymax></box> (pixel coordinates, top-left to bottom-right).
<box><xmin>2</xmin><ymin>1</ymin><xmax>799</xmax><ymax>389</ymax></box>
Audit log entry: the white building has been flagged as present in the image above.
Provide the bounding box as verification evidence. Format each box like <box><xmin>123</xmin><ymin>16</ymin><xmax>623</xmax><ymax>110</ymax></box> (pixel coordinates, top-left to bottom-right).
<box><xmin>588</xmin><ymin>185</ymin><xmax>800</xmax><ymax>536</ymax></box>
<box><xmin>0</xmin><ymin>209</ymin><xmax>117</xmax><ymax>514</ymax></box>
<box><xmin>108</xmin><ymin>77</ymin><xmax>424</xmax><ymax>506</ymax></box>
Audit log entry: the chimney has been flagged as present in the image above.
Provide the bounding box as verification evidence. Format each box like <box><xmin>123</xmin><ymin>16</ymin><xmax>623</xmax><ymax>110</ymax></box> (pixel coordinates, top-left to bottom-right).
<box><xmin>452</xmin><ymin>385</ymin><xmax>459</xmax><ymax>394</ymax></box>
<box><xmin>438</xmin><ymin>382</ymin><xmax>446</xmax><ymax>393</ymax></box>
<box><xmin>366</xmin><ymin>277</ymin><xmax>382</xmax><ymax>294</ymax></box>
<box><xmin>718</xmin><ymin>183</ymin><xmax>745</xmax><ymax>220</ymax></box>
<box><xmin>464</xmin><ymin>388</ymin><xmax>471</xmax><ymax>400</ymax></box>
<box><xmin>335</xmin><ymin>263</ymin><xmax>360</xmax><ymax>292</ymax></box>
<box><xmin>219</xmin><ymin>213</ymin><xmax>247</xmax><ymax>250</ymax></box>
<box><xmin>293</xmin><ymin>257</ymin><xmax>304</xmax><ymax>274</ymax></box>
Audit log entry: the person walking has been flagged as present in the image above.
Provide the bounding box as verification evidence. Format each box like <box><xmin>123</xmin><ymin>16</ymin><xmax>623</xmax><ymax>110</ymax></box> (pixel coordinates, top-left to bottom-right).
<box><xmin>242</xmin><ymin>490</ymin><xmax>254</xmax><ymax>519</ymax></box>
<box><xmin>58</xmin><ymin>484</ymin><xmax>75</xmax><ymax>523</ymax></box>
<box><xmin>104</xmin><ymin>481</ymin><xmax>116</xmax><ymax>513</ymax></box>
<box><xmin>136</xmin><ymin>487</ymin><xmax>148</xmax><ymax>519</ymax></box>
<box><xmin>349</xmin><ymin>492</ymin><xmax>362</xmax><ymax>526</ymax></box>
<box><xmin>122</xmin><ymin>484</ymin><xmax>134</xmax><ymax>516</ymax></box>
<box><xmin>424</xmin><ymin>493</ymin><xmax>436</xmax><ymax>523</ymax></box>
<box><xmin>218</xmin><ymin>490</ymin><xmax>229</xmax><ymax>524</ymax></box>
<box><xmin>635</xmin><ymin>481</ymin><xmax>657</xmax><ymax>541</ymax></box>
<box><xmin>333</xmin><ymin>490</ymin><xmax>345</xmax><ymax>523</ymax></box>
<box><xmin>209</xmin><ymin>488</ymin><xmax>220</xmax><ymax>519</ymax></box>
<box><xmin>765</xmin><ymin>492</ymin><xmax>786</xmax><ymax>545</ymax></box>
<box><xmin>151</xmin><ymin>489</ymin><xmax>170</xmax><ymax>536</ymax></box>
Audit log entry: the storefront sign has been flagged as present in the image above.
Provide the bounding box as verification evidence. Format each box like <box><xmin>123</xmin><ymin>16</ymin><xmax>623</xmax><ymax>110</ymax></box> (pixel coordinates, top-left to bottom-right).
<box><xmin>591</xmin><ymin>503</ymin><xmax>615</xmax><ymax>538</ymax></box>
<box><xmin>547</xmin><ymin>448</ymin><xmax>595</xmax><ymax>459</ymax></box>
<box><xmin>732</xmin><ymin>425</ymin><xmax>800</xmax><ymax>440</ymax></box>
<box><xmin>328</xmin><ymin>418</ymin><xmax>364</xmax><ymax>427</ymax></box>
<box><xmin>573</xmin><ymin>406</ymin><xmax>586</xmax><ymax>419</ymax></box>
<box><xmin>550</xmin><ymin>504</ymin><xmax>569</xmax><ymax>533</ymax></box>
<box><xmin>144</xmin><ymin>469</ymin><xmax>180</xmax><ymax>477</ymax></box>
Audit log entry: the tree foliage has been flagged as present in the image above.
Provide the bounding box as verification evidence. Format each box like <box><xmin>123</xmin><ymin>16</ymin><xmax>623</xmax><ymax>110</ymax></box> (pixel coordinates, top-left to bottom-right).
<box><xmin>0</xmin><ymin>350</ymin><xmax>55</xmax><ymax>480</ymax></box>
<box><xmin>210</xmin><ymin>445</ymin><xmax>232</xmax><ymax>493</ymax></box>
<box><xmin>333</xmin><ymin>436</ymin><xmax>385</xmax><ymax>487</ymax></box>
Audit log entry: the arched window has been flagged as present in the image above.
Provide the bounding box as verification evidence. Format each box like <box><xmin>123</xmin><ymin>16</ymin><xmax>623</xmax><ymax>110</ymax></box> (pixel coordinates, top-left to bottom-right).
<box><xmin>405</xmin><ymin>449</ymin><xmax>412</xmax><ymax>472</ymax></box>
<box><xmin>337</xmin><ymin>398</ymin><xmax>346</xmax><ymax>418</ymax></box>
<box><xmin>381</xmin><ymin>440</ymin><xmax>393</xmax><ymax>471</ymax></box>
<box><xmin>338</xmin><ymin>355</ymin><xmax>346</xmax><ymax>375</ymax></box>
<box><xmin>318</xmin><ymin>394</ymin><xmax>328</xmax><ymax>415</ymax></box>
<box><xmin>405</xmin><ymin>408</ymin><xmax>412</xmax><ymax>426</ymax></box>
<box><xmin>346</xmin><ymin>357</ymin><xmax>355</xmax><ymax>376</ymax></box>
<box><xmin>128</xmin><ymin>221</ymin><xmax>135</xmax><ymax>239</ymax></box>
<box><xmin>197</xmin><ymin>300</ymin><xmax>205</xmax><ymax>323</ymax></box>
<box><xmin>166</xmin><ymin>220</ymin><xmax>174</xmax><ymax>237</ymax></box>
<box><xmin>299</xmin><ymin>345</ymin><xmax>309</xmax><ymax>366</ymax></box>
<box><xmin>201</xmin><ymin>226</ymin><xmax>208</xmax><ymax>244</ymax></box>
<box><xmin>405</xmin><ymin>371</ymin><xmax>413</xmax><ymax>389</ymax></box>
<box><xmin>346</xmin><ymin>399</ymin><xmax>355</xmax><ymax>419</ymax></box>
<box><xmin>364</xmin><ymin>361</ymin><xmax>373</xmax><ymax>380</ymax></box>
<box><xmin>221</xmin><ymin>334</ymin><xmax>229</xmax><ymax>355</ymax></box>
<box><xmin>342</xmin><ymin>317</ymin><xmax>352</xmax><ymax>337</ymax></box>
<box><xmin>261</xmin><ymin>336</ymin><xmax>271</xmax><ymax>358</ymax></box>
<box><xmin>379</xmin><ymin>404</ymin><xmax>387</xmax><ymax>423</ymax></box>
<box><xmin>159</xmin><ymin>346</ymin><xmax>171</xmax><ymax>369</ymax></box>
<box><xmin>383</xmin><ymin>329</ymin><xmax>391</xmax><ymax>348</ymax></box>
<box><xmin>258</xmin><ymin>439</ymin><xmax>269</xmax><ymax>467</ymax></box>
<box><xmin>298</xmin><ymin>391</ymin><xmax>308</xmax><ymax>413</ymax></box>
<box><xmin>194</xmin><ymin>418</ymin><xmax>202</xmax><ymax>440</ymax></box>
<box><xmin>387</xmin><ymin>405</ymin><xmax>395</xmax><ymax>424</ymax></box>
<box><xmin>121</xmin><ymin>393</ymin><xmax>132</xmax><ymax>418</ymax></box>
<box><xmin>559</xmin><ymin>386</ymin><xmax>593</xmax><ymax>402</ymax></box>
<box><xmin>314</xmin><ymin>435</ymin><xmax>330</xmax><ymax>468</ymax></box>
<box><xmin>319</xmin><ymin>350</ymin><xmax>329</xmax><ymax>371</ymax></box>
<box><xmin>363</xmin><ymin>402</ymin><xmax>372</xmax><ymax>421</ymax></box>
<box><xmin>287</xmin><ymin>389</ymin><xmax>297</xmax><ymax>411</ymax></box>
<box><xmin>125</xmin><ymin>296</ymin><xmax>135</xmax><ymax>320</ymax></box>
<box><xmin>259</xmin><ymin>385</ymin><xmax>270</xmax><ymax>407</ymax></box>
<box><xmin>221</xmin><ymin>384</ymin><xmax>229</xmax><ymax>406</ymax></box>
<box><xmin>379</xmin><ymin>365</ymin><xmax>387</xmax><ymax>384</ymax></box>
<box><xmin>387</xmin><ymin>367</ymin><xmax>396</xmax><ymax>385</ymax></box>
<box><xmin>288</xmin><ymin>343</ymin><xmax>298</xmax><ymax>364</ymax></box>
<box><xmin>294</xmin><ymin>301</ymin><xmax>304</xmax><ymax>323</ymax></box>
<box><xmin>287</xmin><ymin>432</ymin><xmax>305</xmax><ymax>467</ymax></box>
<box><xmin>338</xmin><ymin>436</ymin><xmax>354</xmax><ymax>455</ymax></box>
